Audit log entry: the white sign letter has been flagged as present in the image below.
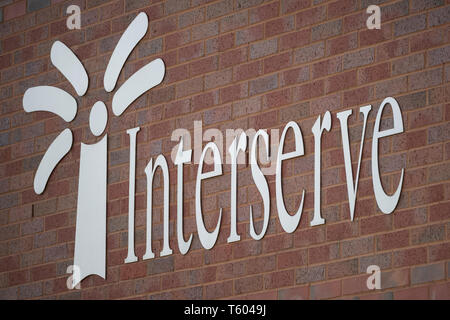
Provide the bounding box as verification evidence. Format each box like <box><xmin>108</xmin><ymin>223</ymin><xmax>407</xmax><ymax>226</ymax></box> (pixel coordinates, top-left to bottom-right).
<box><xmin>196</xmin><ymin>142</ymin><xmax>223</xmax><ymax>249</ymax></box>
<box><xmin>125</xmin><ymin>127</ymin><xmax>140</xmax><ymax>263</ymax></box>
<box><xmin>175</xmin><ymin>138</ymin><xmax>193</xmax><ymax>255</ymax></box>
<box><xmin>372</xmin><ymin>97</ymin><xmax>404</xmax><ymax>214</ymax></box>
<box><xmin>276</xmin><ymin>121</ymin><xmax>305</xmax><ymax>233</ymax></box>
<box><xmin>250</xmin><ymin>130</ymin><xmax>271</xmax><ymax>240</ymax></box>
<box><xmin>228</xmin><ymin>132</ymin><xmax>247</xmax><ymax>243</ymax></box>
<box><xmin>310</xmin><ymin>111</ymin><xmax>332</xmax><ymax>226</ymax></box>
<box><xmin>366</xmin><ymin>5</ymin><xmax>381</xmax><ymax>30</ymax></box>
<box><xmin>66</xmin><ymin>5</ymin><xmax>81</xmax><ymax>30</ymax></box>
<box><xmin>337</xmin><ymin>106</ymin><xmax>371</xmax><ymax>221</ymax></box>
<box><xmin>144</xmin><ymin>155</ymin><xmax>172</xmax><ymax>260</ymax></box>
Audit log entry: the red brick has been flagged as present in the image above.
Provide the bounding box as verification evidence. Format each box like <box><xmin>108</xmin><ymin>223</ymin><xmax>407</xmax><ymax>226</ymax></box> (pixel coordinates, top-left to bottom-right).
<box><xmin>395</xmin><ymin>207</ymin><xmax>428</xmax><ymax>229</ymax></box>
<box><xmin>327</xmin><ymin>258</ymin><xmax>358</xmax><ymax>279</ymax></box>
<box><xmin>249</xmin><ymin>74</ymin><xmax>278</xmax><ymax>96</ymax></box>
<box><xmin>249</xmin><ymin>2</ymin><xmax>279</xmax><ymax>24</ymax></box>
<box><xmin>410</xmin><ymin>28</ymin><xmax>445</xmax><ymax>52</ymax></box>
<box><xmin>327</xmin><ymin>0</ymin><xmax>357</xmax><ymax>19</ymax></box>
<box><xmin>411</xmin><ymin>263</ymin><xmax>445</xmax><ymax>285</ymax></box>
<box><xmin>107</xmin><ymin>281</ymin><xmax>134</xmax><ymax>299</ymax></box>
<box><xmin>2</xmin><ymin>35</ymin><xmax>24</xmax><ymax>53</ymax></box>
<box><xmin>250</xmin><ymin>39</ymin><xmax>278</xmax><ymax>60</ymax></box>
<box><xmin>277</xmin><ymin>249</ymin><xmax>307</xmax><ymax>269</ymax></box>
<box><xmin>165</xmin><ymin>30</ymin><xmax>190</xmax><ymax>51</ymax></box>
<box><xmin>408</xmin><ymin>105</ymin><xmax>443</xmax><ymax>129</ymax></box>
<box><xmin>374</xmin><ymin>76</ymin><xmax>408</xmax><ymax>99</ymax></box>
<box><xmin>309</xmin><ymin>243</ymin><xmax>339</xmax><ymax>264</ymax></box>
<box><xmin>236</xmin><ymin>24</ymin><xmax>264</xmax><ymax>46</ymax></box>
<box><xmin>179</xmin><ymin>42</ymin><xmax>204</xmax><ymax>63</ymax></box>
<box><xmin>376</xmin><ymin>39</ymin><xmax>409</xmax><ymax>62</ymax></box>
<box><xmin>411</xmin><ymin>184</ymin><xmax>445</xmax><ymax>207</ymax></box>
<box><xmin>325</xmin><ymin>70</ymin><xmax>357</xmax><ymax>94</ymax></box>
<box><xmin>296</xmin><ymin>5</ymin><xmax>326</xmax><ymax>29</ymax></box>
<box><xmin>220</xmin><ymin>11</ymin><xmax>247</xmax><ymax>33</ymax></box>
<box><xmin>341</xmin><ymin>236</ymin><xmax>374</xmax><ymax>258</ymax></box>
<box><xmin>31</xmin><ymin>263</ymin><xmax>56</xmax><ymax>281</ymax></box>
<box><xmin>409</xmin><ymin>68</ymin><xmax>443</xmax><ymax>90</ymax></box>
<box><xmin>281</xmin><ymin>65</ymin><xmax>309</xmax><ymax>86</ymax></box>
<box><xmin>394</xmin><ymin>14</ymin><xmax>426</xmax><ymax>37</ymax></box>
<box><xmin>262</xmin><ymin>234</ymin><xmax>293</xmax><ymax>254</ymax></box>
<box><xmin>4</xmin><ymin>1</ymin><xmax>26</xmax><ymax>21</ymax></box>
<box><xmin>325</xmin><ymin>184</ymin><xmax>348</xmax><ymax>206</ymax></box>
<box><xmin>45</xmin><ymin>213</ymin><xmax>69</xmax><ymax>230</ymax></box>
<box><xmin>394</xmin><ymin>286</ymin><xmax>429</xmax><ymax>300</ymax></box>
<box><xmin>280</xmin><ymin>29</ymin><xmax>311</xmax><ymax>51</ymax></box>
<box><xmin>263</xmin><ymin>88</ymin><xmax>291</xmax><ymax>110</ymax></box>
<box><xmin>411</xmin><ymin>224</ymin><xmax>445</xmax><ymax>245</ymax></box>
<box><xmin>235</xmin><ymin>275</ymin><xmax>263</xmax><ymax>295</ymax></box>
<box><xmin>392</xmin><ymin>129</ymin><xmax>427</xmax><ymax>152</ymax></box>
<box><xmin>360</xmin><ymin>24</ymin><xmax>392</xmax><ymax>47</ymax></box>
<box><xmin>162</xmin><ymin>271</ymin><xmax>188</xmax><ymax>290</ymax></box>
<box><xmin>264</xmin><ymin>270</ymin><xmax>294</xmax><ymax>289</ymax></box>
<box><xmin>119</xmin><ymin>262</ymin><xmax>146</xmax><ymax>281</ymax></box>
<box><xmin>206</xmin><ymin>0</ymin><xmax>233</xmax><ymax>20</ymax></box>
<box><xmin>326</xmin><ymin>33</ymin><xmax>357</xmax><ymax>56</ymax></box>
<box><xmin>393</xmin><ymin>247</ymin><xmax>427</xmax><ymax>268</ymax></box>
<box><xmin>310</xmin><ymin>279</ymin><xmax>341</xmax><ymax>299</ymax></box>
<box><xmin>293</xmin><ymin>80</ymin><xmax>324</xmax><ymax>101</ymax></box>
<box><xmin>245</xmin><ymin>255</ymin><xmax>276</xmax><ymax>276</ymax></box>
<box><xmin>234</xmin><ymin>61</ymin><xmax>262</xmax><ymax>82</ymax></box>
<box><xmin>265</xmin><ymin>16</ymin><xmax>294</xmax><ymax>38</ymax></box>
<box><xmin>264</xmin><ymin>52</ymin><xmax>292</xmax><ymax>74</ymax></box>
<box><xmin>429</xmin><ymin>202</ymin><xmax>450</xmax><ymax>222</ymax></box>
<box><xmin>204</xmin><ymin>105</ymin><xmax>231</xmax><ymax>125</ymax></box>
<box><xmin>205</xmin><ymin>280</ymin><xmax>233</xmax><ymax>299</ymax></box>
<box><xmin>220</xmin><ymin>47</ymin><xmax>248</xmax><ymax>69</ymax></box>
<box><xmin>342</xmin><ymin>274</ymin><xmax>371</xmax><ymax>295</ymax></box>
<box><xmin>381</xmin><ymin>268</ymin><xmax>409</xmax><ymax>289</ymax></box>
<box><xmin>312</xmin><ymin>19</ymin><xmax>342</xmax><ymax>41</ymax></box>
<box><xmin>361</xmin><ymin>215</ymin><xmax>392</xmax><ymax>235</ymax></box>
<box><xmin>392</xmin><ymin>53</ymin><xmax>425</xmax><ymax>76</ymax></box>
<box><xmin>278</xmin><ymin>286</ymin><xmax>309</xmax><ymax>299</ymax></box>
<box><xmin>376</xmin><ymin>230</ymin><xmax>410</xmax><ymax>251</ymax></box>
<box><xmin>358</xmin><ymin>63</ymin><xmax>390</xmax><ymax>85</ymax></box>
<box><xmin>86</xmin><ymin>21</ymin><xmax>111</xmax><ymax>41</ymax></box>
<box><xmin>294</xmin><ymin>227</ymin><xmax>326</xmax><ymax>247</ymax></box>
<box><xmin>220</xmin><ymin>83</ymin><xmax>248</xmax><ymax>104</ymax></box>
<box><xmin>343</xmin><ymin>86</ymin><xmax>373</xmax><ymax>107</ymax></box>
<box><xmin>190</xmin><ymin>56</ymin><xmax>218</xmax><ymax>77</ymax></box>
<box><xmin>176</xmin><ymin>76</ymin><xmax>203</xmax><ymax>98</ymax></box>
<box><xmin>150</xmin><ymin>16</ymin><xmax>177</xmax><ymax>37</ymax></box>
<box><xmin>430</xmin><ymin>282</ymin><xmax>450</xmax><ymax>299</ymax></box>
<box><xmin>281</xmin><ymin>0</ymin><xmax>310</xmax><ymax>14</ymax></box>
<box><xmin>343</xmin><ymin>11</ymin><xmax>365</xmax><ymax>33</ymax></box>
<box><xmin>294</xmin><ymin>42</ymin><xmax>325</xmax><ymax>64</ymax></box>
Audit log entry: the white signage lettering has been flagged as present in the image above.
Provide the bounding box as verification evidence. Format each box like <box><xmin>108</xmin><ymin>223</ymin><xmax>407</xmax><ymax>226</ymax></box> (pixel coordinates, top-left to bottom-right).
<box><xmin>21</xmin><ymin>11</ymin><xmax>407</xmax><ymax>286</ymax></box>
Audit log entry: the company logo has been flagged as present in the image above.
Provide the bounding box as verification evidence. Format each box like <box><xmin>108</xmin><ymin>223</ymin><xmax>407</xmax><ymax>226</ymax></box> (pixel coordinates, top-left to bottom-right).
<box><xmin>22</xmin><ymin>12</ymin><xmax>165</xmax><ymax>288</ymax></box>
<box><xmin>21</xmin><ymin>10</ymin><xmax>406</xmax><ymax>291</ymax></box>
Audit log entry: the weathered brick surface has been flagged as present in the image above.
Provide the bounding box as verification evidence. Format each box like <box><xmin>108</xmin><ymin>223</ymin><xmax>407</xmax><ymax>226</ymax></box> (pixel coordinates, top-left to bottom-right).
<box><xmin>0</xmin><ymin>0</ymin><xmax>448</xmax><ymax>300</ymax></box>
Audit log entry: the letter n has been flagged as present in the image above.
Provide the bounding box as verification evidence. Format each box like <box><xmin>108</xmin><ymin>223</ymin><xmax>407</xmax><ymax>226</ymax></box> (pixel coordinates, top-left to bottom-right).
<box><xmin>143</xmin><ymin>155</ymin><xmax>172</xmax><ymax>260</ymax></box>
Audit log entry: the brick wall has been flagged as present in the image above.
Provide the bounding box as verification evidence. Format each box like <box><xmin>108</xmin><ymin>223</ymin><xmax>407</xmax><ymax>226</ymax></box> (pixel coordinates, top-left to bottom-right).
<box><xmin>0</xmin><ymin>0</ymin><xmax>449</xmax><ymax>300</ymax></box>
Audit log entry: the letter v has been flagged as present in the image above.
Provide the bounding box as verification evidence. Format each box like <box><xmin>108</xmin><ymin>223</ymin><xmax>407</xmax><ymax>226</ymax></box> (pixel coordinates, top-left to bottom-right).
<box><xmin>337</xmin><ymin>106</ymin><xmax>371</xmax><ymax>221</ymax></box>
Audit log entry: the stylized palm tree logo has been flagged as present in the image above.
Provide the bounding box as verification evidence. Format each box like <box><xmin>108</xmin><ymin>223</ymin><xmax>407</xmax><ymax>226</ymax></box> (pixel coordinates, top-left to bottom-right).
<box><xmin>22</xmin><ymin>12</ymin><xmax>165</xmax><ymax>287</ymax></box>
